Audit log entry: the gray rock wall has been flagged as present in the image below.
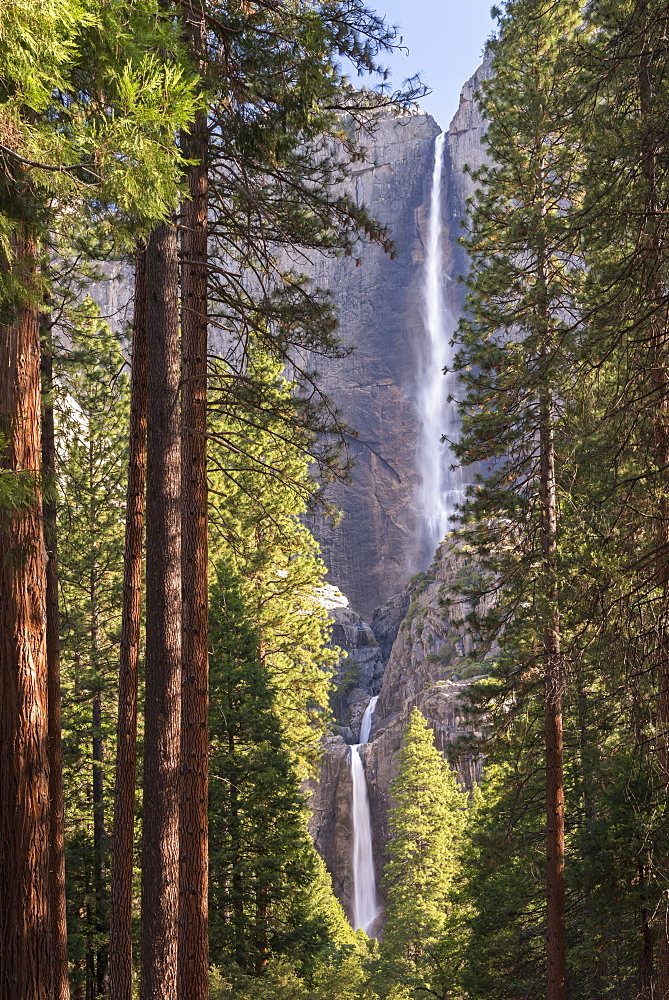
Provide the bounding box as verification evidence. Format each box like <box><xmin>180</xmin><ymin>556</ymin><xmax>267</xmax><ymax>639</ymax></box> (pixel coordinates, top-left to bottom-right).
<box><xmin>311</xmin><ymin>538</ymin><xmax>486</xmax><ymax>927</ymax></box>
<box><xmin>306</xmin><ymin>64</ymin><xmax>491</xmax><ymax>618</ymax></box>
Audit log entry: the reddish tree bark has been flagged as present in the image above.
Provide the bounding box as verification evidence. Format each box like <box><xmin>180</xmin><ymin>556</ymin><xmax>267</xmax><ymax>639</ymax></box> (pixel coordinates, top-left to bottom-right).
<box><xmin>638</xmin><ymin>32</ymin><xmax>669</xmax><ymax>994</ymax></box>
<box><xmin>140</xmin><ymin>221</ymin><xmax>182</xmax><ymax>1000</ymax></box>
<box><xmin>178</xmin><ymin>13</ymin><xmax>210</xmax><ymax>997</ymax></box>
<box><xmin>537</xmin><ymin>228</ymin><xmax>566</xmax><ymax>1000</ymax></box>
<box><xmin>109</xmin><ymin>245</ymin><xmax>148</xmax><ymax>1000</ymax></box>
<box><xmin>0</xmin><ymin>231</ymin><xmax>53</xmax><ymax>1000</ymax></box>
<box><xmin>41</xmin><ymin>312</ymin><xmax>71</xmax><ymax>1000</ymax></box>
<box><xmin>540</xmin><ymin>401</ymin><xmax>566</xmax><ymax>1000</ymax></box>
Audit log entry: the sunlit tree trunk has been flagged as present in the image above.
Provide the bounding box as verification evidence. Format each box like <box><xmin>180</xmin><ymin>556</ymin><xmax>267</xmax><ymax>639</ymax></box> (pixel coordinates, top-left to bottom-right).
<box><xmin>178</xmin><ymin>11</ymin><xmax>210</xmax><ymax>996</ymax></box>
<box><xmin>140</xmin><ymin>220</ymin><xmax>182</xmax><ymax>1000</ymax></box>
<box><xmin>0</xmin><ymin>230</ymin><xmax>53</xmax><ymax>1000</ymax></box>
<box><xmin>109</xmin><ymin>245</ymin><xmax>147</xmax><ymax>1000</ymax></box>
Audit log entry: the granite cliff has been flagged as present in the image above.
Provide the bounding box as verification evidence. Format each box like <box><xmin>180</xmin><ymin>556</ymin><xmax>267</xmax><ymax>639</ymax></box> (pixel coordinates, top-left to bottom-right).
<box><xmin>305</xmin><ymin>58</ymin><xmax>491</xmax><ymax>618</ymax></box>
<box><xmin>307</xmin><ymin>61</ymin><xmax>492</xmax><ymax>928</ymax></box>
<box><xmin>308</xmin><ymin>537</ymin><xmax>486</xmax><ymax>929</ymax></box>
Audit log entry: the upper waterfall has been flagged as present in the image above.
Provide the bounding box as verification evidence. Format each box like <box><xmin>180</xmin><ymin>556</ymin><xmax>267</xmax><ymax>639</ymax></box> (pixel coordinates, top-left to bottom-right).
<box><xmin>417</xmin><ymin>132</ymin><xmax>465</xmax><ymax>561</ymax></box>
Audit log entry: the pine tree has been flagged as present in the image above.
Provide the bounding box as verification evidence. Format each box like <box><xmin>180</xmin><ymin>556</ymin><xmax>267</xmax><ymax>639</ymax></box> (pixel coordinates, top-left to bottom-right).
<box><xmin>54</xmin><ymin>299</ymin><xmax>130</xmax><ymax>997</ymax></box>
<box><xmin>109</xmin><ymin>243</ymin><xmax>147</xmax><ymax>1000</ymax></box>
<box><xmin>140</xmin><ymin>219</ymin><xmax>182</xmax><ymax>1000</ymax></box>
<box><xmin>0</xmin><ymin>230</ymin><xmax>52</xmax><ymax>1000</ymax></box>
<box><xmin>208</xmin><ymin>347</ymin><xmax>339</xmax><ymax>774</ymax></box>
<box><xmin>381</xmin><ymin>709</ymin><xmax>467</xmax><ymax>995</ymax></box>
<box><xmin>41</xmin><ymin>305</ymin><xmax>70</xmax><ymax>1000</ymax></box>
<box><xmin>208</xmin><ymin>561</ymin><xmax>349</xmax><ymax>976</ymax></box>
<box><xmin>565</xmin><ymin>0</ymin><xmax>669</xmax><ymax>983</ymax></box>
<box><xmin>452</xmin><ymin>3</ymin><xmax>584</xmax><ymax>994</ymax></box>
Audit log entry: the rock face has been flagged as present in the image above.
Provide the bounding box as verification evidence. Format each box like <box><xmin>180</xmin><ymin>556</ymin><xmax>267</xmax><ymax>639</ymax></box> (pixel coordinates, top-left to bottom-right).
<box><xmin>329</xmin><ymin>605</ymin><xmax>385</xmax><ymax>742</ymax></box>
<box><xmin>311</xmin><ymin>538</ymin><xmax>486</xmax><ymax>925</ymax></box>
<box><xmin>307</xmin><ymin>64</ymin><xmax>492</xmax><ymax>923</ymax></box>
<box><xmin>305</xmin><ymin>62</ymin><xmax>491</xmax><ymax>618</ymax></box>
<box><xmin>307</xmin><ymin>736</ymin><xmax>354</xmax><ymax>915</ymax></box>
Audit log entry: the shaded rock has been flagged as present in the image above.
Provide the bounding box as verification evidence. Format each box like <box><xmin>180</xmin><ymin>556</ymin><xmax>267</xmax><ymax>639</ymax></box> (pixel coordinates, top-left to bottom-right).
<box><xmin>370</xmin><ymin>590</ymin><xmax>410</xmax><ymax>663</ymax></box>
<box><xmin>303</xmin><ymin>65</ymin><xmax>490</xmax><ymax>617</ymax></box>
<box><xmin>328</xmin><ymin>606</ymin><xmax>385</xmax><ymax>735</ymax></box>
<box><xmin>306</xmin><ymin>736</ymin><xmax>355</xmax><ymax>924</ymax></box>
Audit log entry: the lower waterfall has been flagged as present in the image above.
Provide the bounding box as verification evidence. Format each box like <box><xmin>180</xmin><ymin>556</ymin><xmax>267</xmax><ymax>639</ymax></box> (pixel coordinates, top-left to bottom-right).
<box><xmin>350</xmin><ymin>696</ymin><xmax>379</xmax><ymax>933</ymax></box>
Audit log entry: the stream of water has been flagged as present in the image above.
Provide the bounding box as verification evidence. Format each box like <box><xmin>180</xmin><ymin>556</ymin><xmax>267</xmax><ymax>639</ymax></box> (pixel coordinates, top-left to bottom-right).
<box><xmin>417</xmin><ymin>131</ymin><xmax>465</xmax><ymax>561</ymax></box>
<box><xmin>350</xmin><ymin>696</ymin><xmax>379</xmax><ymax>933</ymax></box>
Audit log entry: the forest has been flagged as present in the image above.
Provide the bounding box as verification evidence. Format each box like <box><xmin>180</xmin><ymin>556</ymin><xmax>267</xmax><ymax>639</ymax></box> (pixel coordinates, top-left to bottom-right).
<box><xmin>1</xmin><ymin>1</ymin><xmax>669</xmax><ymax>999</ymax></box>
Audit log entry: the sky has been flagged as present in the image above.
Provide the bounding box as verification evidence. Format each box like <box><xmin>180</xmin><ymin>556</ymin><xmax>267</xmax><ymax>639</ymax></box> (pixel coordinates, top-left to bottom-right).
<box><xmin>355</xmin><ymin>0</ymin><xmax>496</xmax><ymax>130</ymax></box>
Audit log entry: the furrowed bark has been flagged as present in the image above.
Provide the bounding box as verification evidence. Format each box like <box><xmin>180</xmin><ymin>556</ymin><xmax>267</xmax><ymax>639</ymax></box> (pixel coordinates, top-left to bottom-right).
<box><xmin>538</xmin><ymin>229</ymin><xmax>566</xmax><ymax>1000</ymax></box>
<box><xmin>140</xmin><ymin>221</ymin><xmax>182</xmax><ymax>1000</ymax></box>
<box><xmin>109</xmin><ymin>244</ymin><xmax>148</xmax><ymax>1000</ymax></box>
<box><xmin>638</xmin><ymin>22</ymin><xmax>669</xmax><ymax>993</ymax></box>
<box><xmin>41</xmin><ymin>309</ymin><xmax>70</xmax><ymax>1000</ymax></box>
<box><xmin>540</xmin><ymin>393</ymin><xmax>566</xmax><ymax>1000</ymax></box>
<box><xmin>178</xmin><ymin>12</ymin><xmax>210</xmax><ymax>998</ymax></box>
<box><xmin>0</xmin><ymin>231</ymin><xmax>53</xmax><ymax>1000</ymax></box>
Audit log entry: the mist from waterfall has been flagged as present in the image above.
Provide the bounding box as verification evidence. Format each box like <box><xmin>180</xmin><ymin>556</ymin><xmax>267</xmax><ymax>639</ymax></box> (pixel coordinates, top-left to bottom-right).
<box><xmin>417</xmin><ymin>132</ymin><xmax>465</xmax><ymax>562</ymax></box>
<box><xmin>350</xmin><ymin>696</ymin><xmax>379</xmax><ymax>933</ymax></box>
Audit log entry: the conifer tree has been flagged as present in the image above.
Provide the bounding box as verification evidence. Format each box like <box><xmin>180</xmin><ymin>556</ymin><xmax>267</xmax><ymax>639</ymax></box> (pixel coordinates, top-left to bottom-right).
<box><xmin>452</xmin><ymin>3</ymin><xmax>583</xmax><ymax>994</ymax></box>
<box><xmin>109</xmin><ymin>244</ymin><xmax>147</xmax><ymax>1000</ymax></box>
<box><xmin>381</xmin><ymin>709</ymin><xmax>467</xmax><ymax>994</ymax></box>
<box><xmin>208</xmin><ymin>347</ymin><xmax>339</xmax><ymax>773</ymax></box>
<box><xmin>54</xmin><ymin>300</ymin><xmax>130</xmax><ymax>997</ymax></box>
<box><xmin>140</xmin><ymin>218</ymin><xmax>182</xmax><ymax>1000</ymax></box>
<box><xmin>41</xmin><ymin>306</ymin><xmax>70</xmax><ymax>1000</ymax></box>
<box><xmin>208</xmin><ymin>562</ymin><xmax>344</xmax><ymax>975</ymax></box>
<box><xmin>565</xmin><ymin>1</ymin><xmax>669</xmax><ymax>982</ymax></box>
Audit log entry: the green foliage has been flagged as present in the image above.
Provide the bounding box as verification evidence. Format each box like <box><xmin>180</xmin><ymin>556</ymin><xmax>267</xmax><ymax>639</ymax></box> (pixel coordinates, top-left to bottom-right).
<box><xmin>378</xmin><ymin>709</ymin><xmax>468</xmax><ymax>998</ymax></box>
<box><xmin>209</xmin><ymin>346</ymin><xmax>339</xmax><ymax>774</ymax></box>
<box><xmin>0</xmin><ymin>0</ymin><xmax>197</xmax><ymax>302</ymax></box>
<box><xmin>208</xmin><ymin>562</ymin><xmax>353</xmax><ymax>975</ymax></box>
<box><xmin>209</xmin><ymin>941</ymin><xmax>374</xmax><ymax>1000</ymax></box>
<box><xmin>54</xmin><ymin>299</ymin><xmax>129</xmax><ymax>987</ymax></box>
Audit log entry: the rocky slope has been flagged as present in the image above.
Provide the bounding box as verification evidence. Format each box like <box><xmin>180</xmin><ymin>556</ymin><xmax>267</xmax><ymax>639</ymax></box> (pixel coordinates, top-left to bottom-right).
<box><xmin>308</xmin><ymin>537</ymin><xmax>486</xmax><ymax>927</ymax></box>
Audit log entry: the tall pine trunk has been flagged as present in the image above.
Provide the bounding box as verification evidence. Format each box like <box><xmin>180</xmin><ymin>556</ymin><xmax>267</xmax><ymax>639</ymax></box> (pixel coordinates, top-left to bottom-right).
<box><xmin>92</xmin><ymin>684</ymin><xmax>108</xmax><ymax>996</ymax></box>
<box><xmin>638</xmin><ymin>22</ymin><xmax>669</xmax><ymax>994</ymax></box>
<box><xmin>41</xmin><ymin>309</ymin><xmax>71</xmax><ymax>1000</ymax></box>
<box><xmin>178</xmin><ymin>12</ymin><xmax>210</xmax><ymax>995</ymax></box>
<box><xmin>540</xmin><ymin>395</ymin><xmax>566</xmax><ymax>1000</ymax></box>
<box><xmin>538</xmin><ymin>232</ymin><xmax>566</xmax><ymax>1000</ymax></box>
<box><xmin>109</xmin><ymin>245</ymin><xmax>148</xmax><ymax>1000</ymax></box>
<box><xmin>140</xmin><ymin>221</ymin><xmax>182</xmax><ymax>1000</ymax></box>
<box><xmin>0</xmin><ymin>231</ymin><xmax>53</xmax><ymax>1000</ymax></box>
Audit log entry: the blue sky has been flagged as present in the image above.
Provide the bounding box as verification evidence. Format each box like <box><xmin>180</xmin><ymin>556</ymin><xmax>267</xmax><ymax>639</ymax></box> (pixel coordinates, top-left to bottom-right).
<box><xmin>355</xmin><ymin>0</ymin><xmax>496</xmax><ymax>130</ymax></box>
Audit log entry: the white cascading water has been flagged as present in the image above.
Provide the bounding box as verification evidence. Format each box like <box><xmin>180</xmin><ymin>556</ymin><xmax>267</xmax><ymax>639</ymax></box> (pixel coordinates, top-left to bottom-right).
<box><xmin>417</xmin><ymin>132</ymin><xmax>465</xmax><ymax>561</ymax></box>
<box><xmin>350</xmin><ymin>696</ymin><xmax>379</xmax><ymax>933</ymax></box>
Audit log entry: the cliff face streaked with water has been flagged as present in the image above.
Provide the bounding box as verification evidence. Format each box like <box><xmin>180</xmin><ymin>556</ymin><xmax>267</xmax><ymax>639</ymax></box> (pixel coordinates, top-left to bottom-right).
<box><xmin>307</xmin><ymin>59</ymin><xmax>492</xmax><ymax>927</ymax></box>
<box><xmin>305</xmin><ymin>61</ymin><xmax>491</xmax><ymax>618</ymax></box>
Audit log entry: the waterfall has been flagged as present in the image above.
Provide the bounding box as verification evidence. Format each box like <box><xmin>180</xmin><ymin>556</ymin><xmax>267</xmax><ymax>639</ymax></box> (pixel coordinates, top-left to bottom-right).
<box><xmin>350</xmin><ymin>696</ymin><xmax>379</xmax><ymax>933</ymax></box>
<box><xmin>359</xmin><ymin>694</ymin><xmax>377</xmax><ymax>745</ymax></box>
<box><xmin>417</xmin><ymin>132</ymin><xmax>465</xmax><ymax>561</ymax></box>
